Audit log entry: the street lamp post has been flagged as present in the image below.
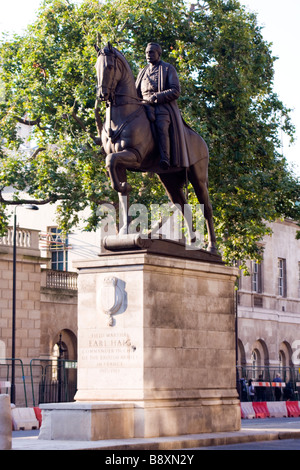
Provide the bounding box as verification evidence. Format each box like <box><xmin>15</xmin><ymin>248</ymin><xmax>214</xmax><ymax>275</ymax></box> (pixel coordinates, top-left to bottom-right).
<box><xmin>10</xmin><ymin>204</ymin><xmax>39</xmax><ymax>405</ymax></box>
<box><xmin>10</xmin><ymin>208</ymin><xmax>17</xmax><ymax>404</ymax></box>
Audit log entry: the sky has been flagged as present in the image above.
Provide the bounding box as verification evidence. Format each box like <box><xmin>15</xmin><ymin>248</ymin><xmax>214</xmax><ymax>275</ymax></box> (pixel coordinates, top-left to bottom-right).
<box><xmin>0</xmin><ymin>0</ymin><xmax>299</xmax><ymax>176</ymax></box>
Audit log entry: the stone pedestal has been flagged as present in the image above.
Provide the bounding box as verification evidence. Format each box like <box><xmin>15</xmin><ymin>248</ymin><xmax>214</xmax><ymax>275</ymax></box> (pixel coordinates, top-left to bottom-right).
<box><xmin>39</xmin><ymin>239</ymin><xmax>240</xmax><ymax>440</ymax></box>
<box><xmin>0</xmin><ymin>395</ymin><xmax>12</xmax><ymax>450</ymax></box>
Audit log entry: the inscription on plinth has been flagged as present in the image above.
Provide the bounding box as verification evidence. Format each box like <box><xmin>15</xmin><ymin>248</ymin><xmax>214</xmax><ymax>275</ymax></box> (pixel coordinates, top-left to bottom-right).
<box><xmin>77</xmin><ymin>327</ymin><xmax>143</xmax><ymax>394</ymax></box>
<box><xmin>81</xmin><ymin>331</ymin><xmax>136</xmax><ymax>368</ymax></box>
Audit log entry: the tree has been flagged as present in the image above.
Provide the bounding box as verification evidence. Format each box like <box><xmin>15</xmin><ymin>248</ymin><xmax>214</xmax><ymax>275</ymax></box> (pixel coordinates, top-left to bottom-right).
<box><xmin>0</xmin><ymin>0</ymin><xmax>299</xmax><ymax>265</ymax></box>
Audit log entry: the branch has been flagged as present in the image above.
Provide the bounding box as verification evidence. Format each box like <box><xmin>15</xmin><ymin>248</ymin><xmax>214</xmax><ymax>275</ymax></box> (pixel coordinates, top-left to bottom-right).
<box><xmin>15</xmin><ymin>116</ymin><xmax>47</xmax><ymax>131</ymax></box>
<box><xmin>71</xmin><ymin>107</ymin><xmax>102</xmax><ymax>146</ymax></box>
<box><xmin>0</xmin><ymin>191</ymin><xmax>60</xmax><ymax>206</ymax></box>
<box><xmin>118</xmin><ymin>1</ymin><xmax>144</xmax><ymax>32</ymax></box>
<box><xmin>189</xmin><ymin>1</ymin><xmax>209</xmax><ymax>11</ymax></box>
<box><xmin>28</xmin><ymin>147</ymin><xmax>46</xmax><ymax>160</ymax></box>
<box><xmin>15</xmin><ymin>116</ymin><xmax>40</xmax><ymax>126</ymax></box>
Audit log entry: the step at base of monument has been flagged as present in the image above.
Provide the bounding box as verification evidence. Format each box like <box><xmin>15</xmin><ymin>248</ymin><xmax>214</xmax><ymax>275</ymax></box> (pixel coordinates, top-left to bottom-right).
<box><xmin>38</xmin><ymin>398</ymin><xmax>240</xmax><ymax>441</ymax></box>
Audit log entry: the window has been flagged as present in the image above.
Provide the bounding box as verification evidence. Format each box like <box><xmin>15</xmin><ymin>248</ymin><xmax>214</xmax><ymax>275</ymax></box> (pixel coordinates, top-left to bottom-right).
<box><xmin>52</xmin><ymin>344</ymin><xmax>59</xmax><ymax>381</ymax></box>
<box><xmin>251</xmin><ymin>350</ymin><xmax>258</xmax><ymax>378</ymax></box>
<box><xmin>252</xmin><ymin>261</ymin><xmax>262</xmax><ymax>293</ymax></box>
<box><xmin>48</xmin><ymin>227</ymin><xmax>68</xmax><ymax>271</ymax></box>
<box><xmin>278</xmin><ymin>258</ymin><xmax>286</xmax><ymax>297</ymax></box>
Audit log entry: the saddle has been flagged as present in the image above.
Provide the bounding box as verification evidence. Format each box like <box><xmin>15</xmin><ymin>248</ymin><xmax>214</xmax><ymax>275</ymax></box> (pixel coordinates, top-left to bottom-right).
<box><xmin>144</xmin><ymin>104</ymin><xmax>156</xmax><ymax>123</ymax></box>
<box><xmin>143</xmin><ymin>104</ymin><xmax>159</xmax><ymax>147</ymax></box>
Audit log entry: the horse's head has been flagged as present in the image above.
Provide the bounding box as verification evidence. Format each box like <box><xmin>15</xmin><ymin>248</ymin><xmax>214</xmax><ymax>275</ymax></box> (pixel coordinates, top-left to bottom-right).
<box><xmin>95</xmin><ymin>42</ymin><xmax>122</xmax><ymax>102</ymax></box>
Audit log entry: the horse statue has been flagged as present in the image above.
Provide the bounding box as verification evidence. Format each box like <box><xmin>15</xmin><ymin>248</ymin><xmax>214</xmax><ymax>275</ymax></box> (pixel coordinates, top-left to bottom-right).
<box><xmin>94</xmin><ymin>42</ymin><xmax>217</xmax><ymax>253</ymax></box>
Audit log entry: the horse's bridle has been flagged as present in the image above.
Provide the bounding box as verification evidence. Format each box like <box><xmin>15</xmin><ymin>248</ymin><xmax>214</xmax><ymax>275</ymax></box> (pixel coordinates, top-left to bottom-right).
<box><xmin>96</xmin><ymin>47</ymin><xmax>146</xmax><ymax>140</ymax></box>
<box><xmin>96</xmin><ymin>47</ymin><xmax>145</xmax><ymax>107</ymax></box>
<box><xmin>96</xmin><ymin>48</ymin><xmax>118</xmax><ymax>103</ymax></box>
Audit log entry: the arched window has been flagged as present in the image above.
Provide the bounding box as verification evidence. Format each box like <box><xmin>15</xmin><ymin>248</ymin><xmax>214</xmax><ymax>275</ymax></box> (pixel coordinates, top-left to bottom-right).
<box><xmin>52</xmin><ymin>343</ymin><xmax>60</xmax><ymax>381</ymax></box>
<box><xmin>251</xmin><ymin>350</ymin><xmax>258</xmax><ymax>377</ymax></box>
<box><xmin>279</xmin><ymin>351</ymin><xmax>284</xmax><ymax>369</ymax></box>
<box><xmin>52</xmin><ymin>335</ymin><xmax>69</xmax><ymax>380</ymax></box>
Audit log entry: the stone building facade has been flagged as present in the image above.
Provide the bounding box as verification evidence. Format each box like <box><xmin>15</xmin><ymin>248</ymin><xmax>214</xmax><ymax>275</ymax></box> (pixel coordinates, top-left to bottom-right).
<box><xmin>0</xmin><ymin>228</ymin><xmax>42</xmax><ymax>362</ymax></box>
<box><xmin>237</xmin><ymin>219</ymin><xmax>300</xmax><ymax>388</ymax></box>
<box><xmin>0</xmin><ymin>227</ymin><xmax>77</xmax><ymax>364</ymax></box>
<box><xmin>0</xmin><ymin>227</ymin><xmax>77</xmax><ymax>405</ymax></box>
<box><xmin>0</xmin><ymin>217</ymin><xmax>299</xmax><ymax>404</ymax></box>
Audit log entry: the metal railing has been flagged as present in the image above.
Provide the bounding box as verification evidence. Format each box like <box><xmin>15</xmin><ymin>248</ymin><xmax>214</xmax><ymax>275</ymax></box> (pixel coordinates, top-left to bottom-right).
<box><xmin>237</xmin><ymin>365</ymin><xmax>300</xmax><ymax>402</ymax></box>
<box><xmin>0</xmin><ymin>358</ymin><xmax>77</xmax><ymax>407</ymax></box>
<box><xmin>30</xmin><ymin>358</ymin><xmax>77</xmax><ymax>407</ymax></box>
<box><xmin>0</xmin><ymin>359</ymin><xmax>28</xmax><ymax>406</ymax></box>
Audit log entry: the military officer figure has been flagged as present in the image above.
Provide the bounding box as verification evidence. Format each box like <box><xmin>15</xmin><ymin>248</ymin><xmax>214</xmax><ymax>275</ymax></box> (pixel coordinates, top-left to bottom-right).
<box><xmin>136</xmin><ymin>43</ymin><xmax>189</xmax><ymax>170</ymax></box>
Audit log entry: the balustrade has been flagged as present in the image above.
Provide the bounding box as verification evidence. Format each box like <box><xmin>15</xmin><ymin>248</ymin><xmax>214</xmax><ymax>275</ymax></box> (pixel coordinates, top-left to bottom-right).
<box><xmin>0</xmin><ymin>227</ymin><xmax>33</xmax><ymax>248</ymax></box>
<box><xmin>45</xmin><ymin>270</ymin><xmax>77</xmax><ymax>290</ymax></box>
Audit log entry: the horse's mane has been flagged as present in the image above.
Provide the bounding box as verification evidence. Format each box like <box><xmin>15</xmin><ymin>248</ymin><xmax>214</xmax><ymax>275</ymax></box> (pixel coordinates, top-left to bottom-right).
<box><xmin>114</xmin><ymin>48</ymin><xmax>135</xmax><ymax>77</ymax></box>
<box><xmin>102</xmin><ymin>44</ymin><xmax>136</xmax><ymax>83</ymax></box>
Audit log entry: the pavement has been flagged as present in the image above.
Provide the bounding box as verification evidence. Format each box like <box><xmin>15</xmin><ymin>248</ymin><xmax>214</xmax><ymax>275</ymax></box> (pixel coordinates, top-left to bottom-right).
<box><xmin>11</xmin><ymin>417</ymin><xmax>300</xmax><ymax>451</ymax></box>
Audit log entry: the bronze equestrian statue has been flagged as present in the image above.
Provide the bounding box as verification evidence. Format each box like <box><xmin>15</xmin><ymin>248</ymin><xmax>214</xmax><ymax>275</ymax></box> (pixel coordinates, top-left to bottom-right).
<box><xmin>95</xmin><ymin>42</ymin><xmax>217</xmax><ymax>253</ymax></box>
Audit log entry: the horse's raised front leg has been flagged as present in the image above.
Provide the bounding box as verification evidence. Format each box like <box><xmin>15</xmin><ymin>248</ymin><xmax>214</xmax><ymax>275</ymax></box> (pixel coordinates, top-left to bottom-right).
<box><xmin>106</xmin><ymin>149</ymin><xmax>140</xmax><ymax>235</ymax></box>
<box><xmin>106</xmin><ymin>149</ymin><xmax>139</xmax><ymax>194</ymax></box>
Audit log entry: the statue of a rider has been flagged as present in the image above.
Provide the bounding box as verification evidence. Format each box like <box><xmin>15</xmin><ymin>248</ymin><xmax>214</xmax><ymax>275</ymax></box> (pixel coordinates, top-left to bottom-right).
<box><xmin>136</xmin><ymin>43</ymin><xmax>189</xmax><ymax>170</ymax></box>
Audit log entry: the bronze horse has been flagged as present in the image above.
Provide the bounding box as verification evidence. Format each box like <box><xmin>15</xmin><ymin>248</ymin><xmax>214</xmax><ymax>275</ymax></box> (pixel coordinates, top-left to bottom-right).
<box><xmin>95</xmin><ymin>43</ymin><xmax>217</xmax><ymax>253</ymax></box>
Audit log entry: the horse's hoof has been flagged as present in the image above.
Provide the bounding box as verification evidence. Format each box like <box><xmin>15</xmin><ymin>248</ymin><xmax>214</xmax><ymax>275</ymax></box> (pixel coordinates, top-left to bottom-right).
<box><xmin>120</xmin><ymin>182</ymin><xmax>132</xmax><ymax>195</ymax></box>
<box><xmin>207</xmin><ymin>243</ymin><xmax>218</xmax><ymax>255</ymax></box>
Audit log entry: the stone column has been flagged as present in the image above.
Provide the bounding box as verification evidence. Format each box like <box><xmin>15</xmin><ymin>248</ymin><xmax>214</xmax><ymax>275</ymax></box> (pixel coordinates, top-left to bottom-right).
<box><xmin>0</xmin><ymin>395</ymin><xmax>12</xmax><ymax>450</ymax></box>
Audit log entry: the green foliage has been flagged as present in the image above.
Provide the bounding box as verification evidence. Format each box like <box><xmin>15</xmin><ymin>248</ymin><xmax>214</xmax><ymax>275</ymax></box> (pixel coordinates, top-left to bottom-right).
<box><xmin>0</xmin><ymin>0</ymin><xmax>299</xmax><ymax>263</ymax></box>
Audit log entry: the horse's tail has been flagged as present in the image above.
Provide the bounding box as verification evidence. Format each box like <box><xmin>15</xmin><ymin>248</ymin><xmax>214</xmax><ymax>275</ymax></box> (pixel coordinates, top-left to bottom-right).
<box><xmin>184</xmin><ymin>125</ymin><xmax>209</xmax><ymax>166</ymax></box>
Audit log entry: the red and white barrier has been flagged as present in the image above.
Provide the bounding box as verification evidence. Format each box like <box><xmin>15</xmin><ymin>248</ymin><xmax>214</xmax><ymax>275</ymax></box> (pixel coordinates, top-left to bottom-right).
<box><xmin>34</xmin><ymin>407</ymin><xmax>42</xmax><ymax>428</ymax></box>
<box><xmin>240</xmin><ymin>402</ymin><xmax>256</xmax><ymax>419</ymax></box>
<box><xmin>286</xmin><ymin>401</ymin><xmax>300</xmax><ymax>417</ymax></box>
<box><xmin>11</xmin><ymin>407</ymin><xmax>39</xmax><ymax>431</ymax></box>
<box><xmin>252</xmin><ymin>381</ymin><xmax>286</xmax><ymax>388</ymax></box>
<box><xmin>252</xmin><ymin>401</ymin><xmax>270</xmax><ymax>418</ymax></box>
<box><xmin>241</xmin><ymin>401</ymin><xmax>300</xmax><ymax>419</ymax></box>
<box><xmin>266</xmin><ymin>401</ymin><xmax>288</xmax><ymax>418</ymax></box>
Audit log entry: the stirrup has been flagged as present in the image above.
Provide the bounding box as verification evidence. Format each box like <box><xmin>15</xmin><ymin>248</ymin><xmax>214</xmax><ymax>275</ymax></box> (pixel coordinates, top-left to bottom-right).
<box><xmin>159</xmin><ymin>158</ymin><xmax>170</xmax><ymax>170</ymax></box>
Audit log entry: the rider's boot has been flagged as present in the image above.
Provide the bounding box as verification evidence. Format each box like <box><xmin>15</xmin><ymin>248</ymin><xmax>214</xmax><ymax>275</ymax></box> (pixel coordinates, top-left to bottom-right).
<box><xmin>159</xmin><ymin>153</ymin><xmax>170</xmax><ymax>170</ymax></box>
<box><xmin>158</xmin><ymin>135</ymin><xmax>171</xmax><ymax>170</ymax></box>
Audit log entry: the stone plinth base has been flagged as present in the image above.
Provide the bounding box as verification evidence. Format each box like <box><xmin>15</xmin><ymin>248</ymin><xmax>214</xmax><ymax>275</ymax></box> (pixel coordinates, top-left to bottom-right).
<box><xmin>0</xmin><ymin>395</ymin><xmax>12</xmax><ymax>449</ymax></box>
<box><xmin>39</xmin><ymin>239</ymin><xmax>241</xmax><ymax>440</ymax></box>
<box><xmin>39</xmin><ymin>395</ymin><xmax>240</xmax><ymax>441</ymax></box>
<box><xmin>39</xmin><ymin>402</ymin><xmax>134</xmax><ymax>441</ymax></box>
